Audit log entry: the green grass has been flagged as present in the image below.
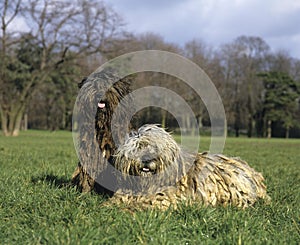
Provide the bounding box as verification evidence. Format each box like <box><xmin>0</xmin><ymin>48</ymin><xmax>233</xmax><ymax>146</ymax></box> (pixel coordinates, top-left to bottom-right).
<box><xmin>0</xmin><ymin>131</ymin><xmax>299</xmax><ymax>244</ymax></box>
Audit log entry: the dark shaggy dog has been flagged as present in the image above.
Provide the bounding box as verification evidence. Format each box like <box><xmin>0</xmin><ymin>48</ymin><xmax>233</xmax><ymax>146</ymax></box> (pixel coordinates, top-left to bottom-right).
<box><xmin>110</xmin><ymin>125</ymin><xmax>270</xmax><ymax>209</ymax></box>
<box><xmin>71</xmin><ymin>69</ymin><xmax>133</xmax><ymax>194</ymax></box>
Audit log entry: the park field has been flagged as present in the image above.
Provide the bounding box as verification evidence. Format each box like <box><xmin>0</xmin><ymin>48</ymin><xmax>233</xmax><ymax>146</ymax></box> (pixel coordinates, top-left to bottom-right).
<box><xmin>0</xmin><ymin>131</ymin><xmax>299</xmax><ymax>244</ymax></box>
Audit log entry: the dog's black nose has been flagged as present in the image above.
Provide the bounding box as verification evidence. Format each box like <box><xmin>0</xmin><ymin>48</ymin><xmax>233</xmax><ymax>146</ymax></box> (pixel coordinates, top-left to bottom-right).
<box><xmin>141</xmin><ymin>155</ymin><xmax>153</xmax><ymax>164</ymax></box>
<box><xmin>141</xmin><ymin>157</ymin><xmax>149</xmax><ymax>163</ymax></box>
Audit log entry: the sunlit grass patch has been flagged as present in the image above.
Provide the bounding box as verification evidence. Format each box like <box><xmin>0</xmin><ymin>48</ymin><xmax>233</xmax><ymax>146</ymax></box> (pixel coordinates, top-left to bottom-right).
<box><xmin>0</xmin><ymin>131</ymin><xmax>299</xmax><ymax>244</ymax></box>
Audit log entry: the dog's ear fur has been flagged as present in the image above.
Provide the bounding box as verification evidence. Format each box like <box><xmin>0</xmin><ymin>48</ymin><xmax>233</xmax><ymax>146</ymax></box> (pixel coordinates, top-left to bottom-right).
<box><xmin>78</xmin><ymin>77</ymin><xmax>88</xmax><ymax>89</ymax></box>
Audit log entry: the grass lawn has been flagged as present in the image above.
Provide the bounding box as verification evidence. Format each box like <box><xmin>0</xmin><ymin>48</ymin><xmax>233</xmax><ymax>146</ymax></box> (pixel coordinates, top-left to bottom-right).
<box><xmin>0</xmin><ymin>130</ymin><xmax>299</xmax><ymax>244</ymax></box>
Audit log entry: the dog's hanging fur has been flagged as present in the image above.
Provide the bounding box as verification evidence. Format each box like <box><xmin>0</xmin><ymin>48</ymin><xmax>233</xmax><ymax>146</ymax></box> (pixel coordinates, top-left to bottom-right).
<box><xmin>71</xmin><ymin>68</ymin><xmax>133</xmax><ymax>194</ymax></box>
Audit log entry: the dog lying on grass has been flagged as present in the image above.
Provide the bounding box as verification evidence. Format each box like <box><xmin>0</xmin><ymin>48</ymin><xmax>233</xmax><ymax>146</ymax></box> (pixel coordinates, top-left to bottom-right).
<box><xmin>110</xmin><ymin>124</ymin><xmax>270</xmax><ymax>210</ymax></box>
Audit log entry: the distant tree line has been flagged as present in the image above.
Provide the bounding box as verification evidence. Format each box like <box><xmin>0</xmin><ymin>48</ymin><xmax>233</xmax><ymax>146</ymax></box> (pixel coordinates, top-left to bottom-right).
<box><xmin>1</xmin><ymin>0</ymin><xmax>299</xmax><ymax>137</ymax></box>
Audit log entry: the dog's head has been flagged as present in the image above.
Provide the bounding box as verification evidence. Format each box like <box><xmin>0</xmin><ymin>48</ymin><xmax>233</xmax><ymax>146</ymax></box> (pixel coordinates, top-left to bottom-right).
<box><xmin>114</xmin><ymin>125</ymin><xmax>182</xmax><ymax>178</ymax></box>
<box><xmin>79</xmin><ymin>71</ymin><xmax>131</xmax><ymax>129</ymax></box>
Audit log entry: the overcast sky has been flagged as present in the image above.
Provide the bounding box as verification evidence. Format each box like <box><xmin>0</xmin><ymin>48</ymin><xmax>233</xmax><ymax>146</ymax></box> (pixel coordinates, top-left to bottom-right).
<box><xmin>107</xmin><ymin>0</ymin><xmax>300</xmax><ymax>59</ymax></box>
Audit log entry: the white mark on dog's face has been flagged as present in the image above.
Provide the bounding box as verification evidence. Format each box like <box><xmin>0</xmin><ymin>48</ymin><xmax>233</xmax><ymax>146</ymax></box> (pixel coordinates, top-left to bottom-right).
<box><xmin>98</xmin><ymin>102</ymin><xmax>106</xmax><ymax>109</ymax></box>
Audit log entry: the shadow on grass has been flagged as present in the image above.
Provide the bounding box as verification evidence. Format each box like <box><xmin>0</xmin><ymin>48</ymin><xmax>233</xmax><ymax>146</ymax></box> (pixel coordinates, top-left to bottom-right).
<box><xmin>31</xmin><ymin>174</ymin><xmax>112</xmax><ymax>200</ymax></box>
<box><xmin>31</xmin><ymin>173</ymin><xmax>72</xmax><ymax>189</ymax></box>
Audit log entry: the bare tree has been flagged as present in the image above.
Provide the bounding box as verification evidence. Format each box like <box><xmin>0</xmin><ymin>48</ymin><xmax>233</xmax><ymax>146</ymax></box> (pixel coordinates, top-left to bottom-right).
<box><xmin>0</xmin><ymin>0</ymin><xmax>22</xmax><ymax>136</ymax></box>
<box><xmin>130</xmin><ymin>33</ymin><xmax>184</xmax><ymax>129</ymax></box>
<box><xmin>184</xmin><ymin>39</ymin><xmax>225</xmax><ymax>131</ymax></box>
<box><xmin>219</xmin><ymin>36</ymin><xmax>270</xmax><ymax>137</ymax></box>
<box><xmin>267</xmin><ymin>50</ymin><xmax>292</xmax><ymax>74</ymax></box>
<box><xmin>0</xmin><ymin>0</ymin><xmax>126</xmax><ymax>136</ymax></box>
<box><xmin>184</xmin><ymin>39</ymin><xmax>213</xmax><ymax>71</ymax></box>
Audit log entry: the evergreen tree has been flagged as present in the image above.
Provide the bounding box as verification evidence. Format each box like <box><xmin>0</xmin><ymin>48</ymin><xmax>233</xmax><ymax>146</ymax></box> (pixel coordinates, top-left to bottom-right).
<box><xmin>259</xmin><ymin>72</ymin><xmax>299</xmax><ymax>138</ymax></box>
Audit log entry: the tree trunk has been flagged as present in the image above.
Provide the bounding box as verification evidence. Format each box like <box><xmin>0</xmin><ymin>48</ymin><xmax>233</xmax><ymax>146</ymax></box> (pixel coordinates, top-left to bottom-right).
<box><xmin>186</xmin><ymin>115</ymin><xmax>191</xmax><ymax>134</ymax></box>
<box><xmin>22</xmin><ymin>113</ymin><xmax>28</xmax><ymax>131</ymax></box>
<box><xmin>247</xmin><ymin>116</ymin><xmax>253</xmax><ymax>138</ymax></box>
<box><xmin>198</xmin><ymin>115</ymin><xmax>203</xmax><ymax>129</ymax></box>
<box><xmin>12</xmin><ymin>109</ymin><xmax>24</xmax><ymax>136</ymax></box>
<box><xmin>234</xmin><ymin>103</ymin><xmax>241</xmax><ymax>137</ymax></box>
<box><xmin>267</xmin><ymin>120</ymin><xmax>272</xmax><ymax>138</ymax></box>
<box><xmin>161</xmin><ymin>109</ymin><xmax>166</xmax><ymax>129</ymax></box>
<box><xmin>285</xmin><ymin>126</ymin><xmax>290</xmax><ymax>139</ymax></box>
<box><xmin>61</xmin><ymin>107</ymin><xmax>66</xmax><ymax>130</ymax></box>
<box><xmin>235</xmin><ymin>128</ymin><xmax>240</xmax><ymax>137</ymax></box>
<box><xmin>0</xmin><ymin>107</ymin><xmax>9</xmax><ymax>136</ymax></box>
<box><xmin>0</xmin><ymin>105</ymin><xmax>25</xmax><ymax>136</ymax></box>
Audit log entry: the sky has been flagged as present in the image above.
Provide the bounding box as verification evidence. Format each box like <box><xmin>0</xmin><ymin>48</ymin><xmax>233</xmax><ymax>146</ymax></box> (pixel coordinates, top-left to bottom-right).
<box><xmin>107</xmin><ymin>0</ymin><xmax>300</xmax><ymax>59</ymax></box>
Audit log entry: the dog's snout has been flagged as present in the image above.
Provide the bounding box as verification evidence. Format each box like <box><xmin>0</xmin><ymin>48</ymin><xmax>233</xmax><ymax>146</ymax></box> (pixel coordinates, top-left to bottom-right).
<box><xmin>141</xmin><ymin>155</ymin><xmax>152</xmax><ymax>164</ymax></box>
<box><xmin>141</xmin><ymin>154</ymin><xmax>156</xmax><ymax>164</ymax></box>
<box><xmin>141</xmin><ymin>155</ymin><xmax>156</xmax><ymax>171</ymax></box>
